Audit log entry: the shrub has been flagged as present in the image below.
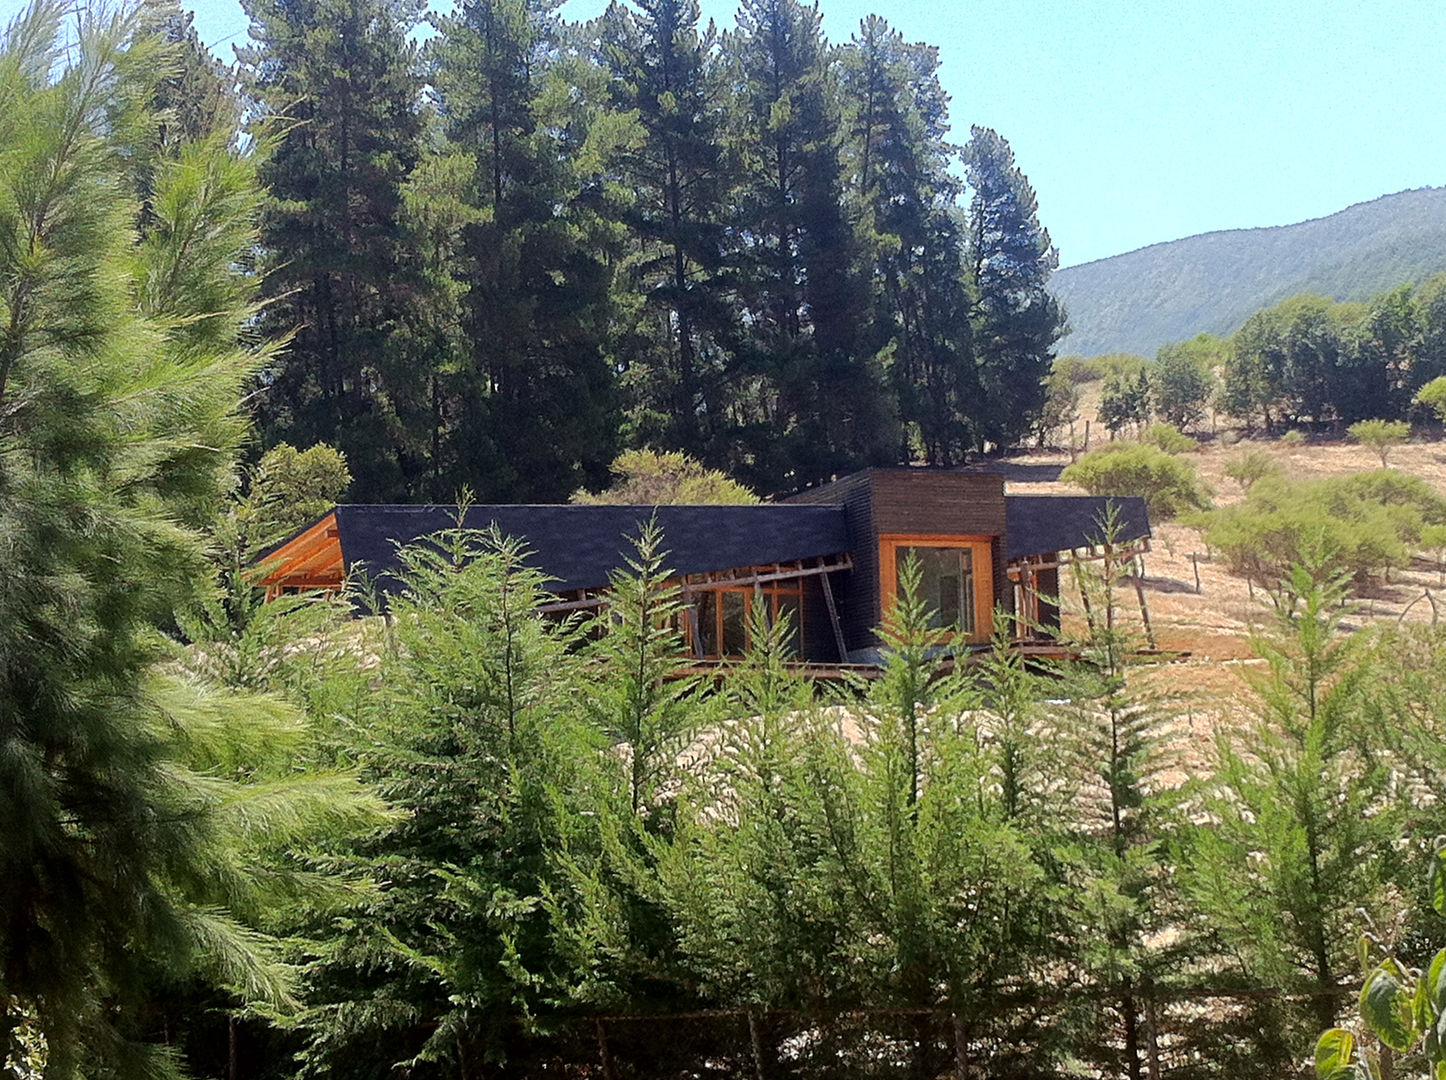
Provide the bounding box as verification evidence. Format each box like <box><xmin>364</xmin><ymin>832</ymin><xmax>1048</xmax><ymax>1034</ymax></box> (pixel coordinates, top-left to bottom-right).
<box><xmin>572</xmin><ymin>449</ymin><xmax>758</xmax><ymax>505</ymax></box>
<box><xmin>1416</xmin><ymin>375</ymin><xmax>1446</xmax><ymax>422</ymax></box>
<box><xmin>1279</xmin><ymin>429</ymin><xmax>1307</xmax><ymax>447</ymax></box>
<box><xmin>1222</xmin><ymin>448</ymin><xmax>1281</xmax><ymax>491</ymax></box>
<box><xmin>1060</xmin><ymin>443</ymin><xmax>1212</xmax><ymax>520</ymax></box>
<box><xmin>1347</xmin><ymin>418</ymin><xmax>1411</xmax><ymax>467</ymax></box>
<box><xmin>1140</xmin><ymin>422</ymin><xmax>1197</xmax><ymax>454</ymax></box>
<box><xmin>1194</xmin><ymin>469</ymin><xmax>1446</xmax><ymax>588</ymax></box>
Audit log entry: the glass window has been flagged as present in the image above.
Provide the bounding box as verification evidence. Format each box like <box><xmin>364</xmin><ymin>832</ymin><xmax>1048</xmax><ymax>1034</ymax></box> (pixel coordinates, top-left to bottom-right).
<box><xmin>896</xmin><ymin>545</ymin><xmax>976</xmax><ymax>636</ymax></box>
<box><xmin>696</xmin><ymin>590</ymin><xmax>718</xmax><ymax>657</ymax></box>
<box><xmin>773</xmin><ymin>593</ymin><xmax>802</xmax><ymax>656</ymax></box>
<box><xmin>721</xmin><ymin>591</ymin><xmax>748</xmax><ymax>655</ymax></box>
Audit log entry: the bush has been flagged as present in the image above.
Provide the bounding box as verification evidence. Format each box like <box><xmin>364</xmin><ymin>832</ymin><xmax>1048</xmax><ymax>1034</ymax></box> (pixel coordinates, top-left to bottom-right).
<box><xmin>1347</xmin><ymin>418</ymin><xmax>1410</xmax><ymax>467</ymax></box>
<box><xmin>1415</xmin><ymin>375</ymin><xmax>1446</xmax><ymax>421</ymax></box>
<box><xmin>1194</xmin><ymin>469</ymin><xmax>1446</xmax><ymax>587</ymax></box>
<box><xmin>1222</xmin><ymin>448</ymin><xmax>1281</xmax><ymax>491</ymax></box>
<box><xmin>1279</xmin><ymin>429</ymin><xmax>1307</xmax><ymax>447</ymax></box>
<box><xmin>1140</xmin><ymin>422</ymin><xmax>1197</xmax><ymax>454</ymax></box>
<box><xmin>1060</xmin><ymin>443</ymin><xmax>1213</xmax><ymax>520</ymax></box>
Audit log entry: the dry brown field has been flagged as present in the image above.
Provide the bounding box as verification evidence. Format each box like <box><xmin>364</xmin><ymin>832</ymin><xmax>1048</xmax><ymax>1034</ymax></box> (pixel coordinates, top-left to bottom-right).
<box><xmin>999</xmin><ymin>411</ymin><xmax>1446</xmax><ymax>727</ymax></box>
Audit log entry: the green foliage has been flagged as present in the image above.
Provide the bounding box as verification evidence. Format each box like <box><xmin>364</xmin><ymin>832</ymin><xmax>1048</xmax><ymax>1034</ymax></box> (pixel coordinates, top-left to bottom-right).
<box><xmin>1151</xmin><ymin>333</ymin><xmax>1222</xmax><ymax>430</ymax></box>
<box><xmin>1196</xmin><ymin>469</ymin><xmax>1446</xmax><ymax>589</ymax></box>
<box><xmin>1084</xmin><ymin>352</ymin><xmax>1150</xmax><ymax>383</ymax></box>
<box><xmin>1061</xmin><ymin>443</ymin><xmax>1213</xmax><ymax>519</ymax></box>
<box><xmin>1281</xmin><ymin>428</ymin><xmax>1308</xmax><ymax>447</ymax></box>
<box><xmin>1183</xmin><ymin>569</ymin><xmax>1402</xmax><ymax>1032</ymax></box>
<box><xmin>1349</xmin><ymin>418</ymin><xmax>1412</xmax><ymax>467</ymax></box>
<box><xmin>1414</xmin><ymin>374</ymin><xmax>1446</xmax><ymax>422</ymax></box>
<box><xmin>1140</xmin><ymin>421</ymin><xmax>1198</xmax><ymax>454</ymax></box>
<box><xmin>0</xmin><ymin>6</ymin><xmax>384</xmax><ymax>1076</ymax></box>
<box><xmin>1037</xmin><ymin>360</ymin><xmax>1082</xmax><ymax>446</ymax></box>
<box><xmin>1098</xmin><ymin>369</ymin><xmax>1152</xmax><ymax>436</ymax></box>
<box><xmin>571</xmin><ymin>449</ymin><xmax>758</xmax><ymax>505</ymax></box>
<box><xmin>1223</xmin><ymin>447</ymin><xmax>1284</xmax><ymax>491</ymax></box>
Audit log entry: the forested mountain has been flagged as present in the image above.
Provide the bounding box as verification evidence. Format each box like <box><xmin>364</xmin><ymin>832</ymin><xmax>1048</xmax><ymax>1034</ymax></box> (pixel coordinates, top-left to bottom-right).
<box><xmin>237</xmin><ymin>0</ymin><xmax>1065</xmax><ymax>500</ymax></box>
<box><xmin>1052</xmin><ymin>187</ymin><xmax>1446</xmax><ymax>357</ymax></box>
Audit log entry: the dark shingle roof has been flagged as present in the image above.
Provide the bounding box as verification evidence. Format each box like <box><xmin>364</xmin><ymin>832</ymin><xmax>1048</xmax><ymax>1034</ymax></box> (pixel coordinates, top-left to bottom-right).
<box><xmin>1004</xmin><ymin>495</ymin><xmax>1151</xmax><ymax>561</ymax></box>
<box><xmin>328</xmin><ymin>504</ymin><xmax>851</xmax><ymax>593</ymax></box>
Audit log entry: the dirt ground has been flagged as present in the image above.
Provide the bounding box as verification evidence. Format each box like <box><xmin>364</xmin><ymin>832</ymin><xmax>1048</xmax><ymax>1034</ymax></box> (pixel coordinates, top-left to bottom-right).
<box><xmin>999</xmin><ymin>418</ymin><xmax>1446</xmax><ymax>725</ymax></box>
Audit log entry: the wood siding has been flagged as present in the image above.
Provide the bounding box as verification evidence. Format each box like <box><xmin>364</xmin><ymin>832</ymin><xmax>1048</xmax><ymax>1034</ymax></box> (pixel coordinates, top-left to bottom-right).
<box><xmin>786</xmin><ymin>469</ymin><xmax>1011</xmax><ymax>655</ymax></box>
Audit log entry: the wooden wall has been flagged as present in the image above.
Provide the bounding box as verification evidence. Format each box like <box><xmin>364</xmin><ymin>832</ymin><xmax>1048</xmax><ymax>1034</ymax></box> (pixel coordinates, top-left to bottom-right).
<box><xmin>786</xmin><ymin>469</ymin><xmax>1011</xmax><ymax>657</ymax></box>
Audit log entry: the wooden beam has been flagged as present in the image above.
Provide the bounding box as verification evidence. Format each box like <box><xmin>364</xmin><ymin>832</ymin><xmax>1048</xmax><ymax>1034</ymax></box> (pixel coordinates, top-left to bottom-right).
<box><xmin>818</xmin><ymin>557</ymin><xmax>849</xmax><ymax>662</ymax></box>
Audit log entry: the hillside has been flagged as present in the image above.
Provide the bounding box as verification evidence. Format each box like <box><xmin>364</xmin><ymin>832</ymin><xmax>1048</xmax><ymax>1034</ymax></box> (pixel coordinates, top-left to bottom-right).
<box><xmin>1051</xmin><ymin>187</ymin><xmax>1446</xmax><ymax>357</ymax></box>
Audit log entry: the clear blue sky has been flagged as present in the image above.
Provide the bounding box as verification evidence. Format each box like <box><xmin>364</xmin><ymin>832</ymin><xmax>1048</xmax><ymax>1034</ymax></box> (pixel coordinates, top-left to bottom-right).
<box><xmin>15</xmin><ymin>0</ymin><xmax>1444</xmax><ymax>267</ymax></box>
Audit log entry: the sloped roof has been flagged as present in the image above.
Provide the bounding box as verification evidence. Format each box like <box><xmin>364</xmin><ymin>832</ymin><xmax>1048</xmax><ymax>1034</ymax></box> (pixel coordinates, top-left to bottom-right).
<box><xmin>1004</xmin><ymin>495</ymin><xmax>1151</xmax><ymax>561</ymax></box>
<box><xmin>317</xmin><ymin>503</ymin><xmax>852</xmax><ymax>593</ymax></box>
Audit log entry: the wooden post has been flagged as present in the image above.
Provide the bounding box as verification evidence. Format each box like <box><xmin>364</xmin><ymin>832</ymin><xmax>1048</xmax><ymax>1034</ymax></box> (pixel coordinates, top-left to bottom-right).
<box><xmin>747</xmin><ymin>1009</ymin><xmax>768</xmax><ymax>1080</ymax></box>
<box><xmin>819</xmin><ymin>559</ymin><xmax>849</xmax><ymax>662</ymax></box>
<box><xmin>952</xmin><ymin>1014</ymin><xmax>970</xmax><ymax>1080</ymax></box>
<box><xmin>1133</xmin><ymin>574</ymin><xmax>1157</xmax><ymax>650</ymax></box>
<box><xmin>596</xmin><ymin>1018</ymin><xmax>617</xmax><ymax>1080</ymax></box>
<box><xmin>1191</xmin><ymin>553</ymin><xmax>1201</xmax><ymax>594</ymax></box>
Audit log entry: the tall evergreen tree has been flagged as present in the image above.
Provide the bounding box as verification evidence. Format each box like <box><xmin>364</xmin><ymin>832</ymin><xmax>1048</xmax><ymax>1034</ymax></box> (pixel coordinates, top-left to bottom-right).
<box><xmin>430</xmin><ymin>0</ymin><xmax>624</xmax><ymax>502</ymax></box>
<box><xmin>0</xmin><ymin>7</ymin><xmax>384</xmax><ymax>1075</ymax></box>
<box><xmin>841</xmin><ymin>18</ymin><xmax>976</xmax><ymax>464</ymax></box>
<box><xmin>728</xmin><ymin>0</ymin><xmax>894</xmax><ymax>488</ymax></box>
<box><xmin>964</xmin><ymin>126</ymin><xmax>1064</xmax><ymax>451</ymax></box>
<box><xmin>239</xmin><ymin>0</ymin><xmax>432</xmax><ymax>500</ymax></box>
<box><xmin>602</xmin><ymin>0</ymin><xmax>739</xmax><ymax>463</ymax></box>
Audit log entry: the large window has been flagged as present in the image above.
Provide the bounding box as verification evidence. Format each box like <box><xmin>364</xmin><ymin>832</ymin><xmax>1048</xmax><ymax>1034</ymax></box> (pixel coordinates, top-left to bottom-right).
<box><xmin>690</xmin><ymin>584</ymin><xmax>803</xmax><ymax>659</ymax></box>
<box><xmin>879</xmin><ymin>534</ymin><xmax>993</xmax><ymax>642</ymax></box>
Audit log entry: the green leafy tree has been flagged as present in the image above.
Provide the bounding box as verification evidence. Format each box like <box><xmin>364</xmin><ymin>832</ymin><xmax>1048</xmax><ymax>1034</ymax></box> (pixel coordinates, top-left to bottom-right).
<box><xmin>1413</xmin><ymin>374</ymin><xmax>1446</xmax><ymax>423</ymax></box>
<box><xmin>572</xmin><ymin>449</ymin><xmax>758</xmax><ymax>505</ymax></box>
<box><xmin>1099</xmin><ymin>369</ymin><xmax>1151</xmax><ymax>437</ymax></box>
<box><xmin>1349</xmin><ymin>418</ymin><xmax>1412</xmax><ymax>467</ymax></box>
<box><xmin>1061</xmin><ymin>443</ymin><xmax>1212</xmax><ymax>520</ymax></box>
<box><xmin>1151</xmin><ymin>334</ymin><xmax>1220</xmax><ymax>430</ymax></box>
<box><xmin>965</xmin><ymin>126</ymin><xmax>1066</xmax><ymax>450</ymax></box>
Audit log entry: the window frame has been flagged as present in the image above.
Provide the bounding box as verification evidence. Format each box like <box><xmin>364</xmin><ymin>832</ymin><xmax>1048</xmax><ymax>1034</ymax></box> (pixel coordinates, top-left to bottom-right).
<box><xmin>878</xmin><ymin>533</ymin><xmax>995</xmax><ymax>643</ymax></box>
<box><xmin>686</xmin><ymin>581</ymin><xmax>805</xmax><ymax>660</ymax></box>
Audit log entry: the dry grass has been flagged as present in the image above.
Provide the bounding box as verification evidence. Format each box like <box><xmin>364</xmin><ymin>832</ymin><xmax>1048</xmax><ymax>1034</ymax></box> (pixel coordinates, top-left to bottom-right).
<box><xmin>1002</xmin><ymin>421</ymin><xmax>1446</xmax><ymax>740</ymax></box>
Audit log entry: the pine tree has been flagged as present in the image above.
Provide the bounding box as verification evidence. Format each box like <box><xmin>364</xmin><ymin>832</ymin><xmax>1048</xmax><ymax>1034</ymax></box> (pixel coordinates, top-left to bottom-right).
<box><xmin>840</xmin><ymin>17</ymin><xmax>976</xmax><ymax>464</ymax></box>
<box><xmin>965</xmin><ymin>126</ymin><xmax>1065</xmax><ymax>451</ymax></box>
<box><xmin>0</xmin><ymin>7</ymin><xmax>383</xmax><ymax>1075</ymax></box>
<box><xmin>296</xmin><ymin>523</ymin><xmax>597</xmax><ymax>1077</ymax></box>
<box><xmin>728</xmin><ymin>0</ymin><xmax>894</xmax><ymax>488</ymax></box>
<box><xmin>239</xmin><ymin>0</ymin><xmax>432</xmax><ymax>500</ymax></box>
<box><xmin>430</xmin><ymin>0</ymin><xmax>625</xmax><ymax>502</ymax></box>
<box><xmin>1183</xmin><ymin>567</ymin><xmax>1404</xmax><ymax>1034</ymax></box>
<box><xmin>601</xmin><ymin>0</ymin><xmax>739</xmax><ymax>462</ymax></box>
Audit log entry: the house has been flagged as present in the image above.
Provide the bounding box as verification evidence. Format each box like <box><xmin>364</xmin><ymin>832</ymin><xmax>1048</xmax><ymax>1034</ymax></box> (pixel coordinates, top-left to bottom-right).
<box><xmin>256</xmin><ymin>467</ymin><xmax>1151</xmax><ymax>670</ymax></box>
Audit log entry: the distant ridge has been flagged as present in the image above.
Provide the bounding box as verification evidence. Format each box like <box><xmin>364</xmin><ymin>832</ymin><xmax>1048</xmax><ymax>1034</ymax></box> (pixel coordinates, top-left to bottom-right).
<box><xmin>1050</xmin><ymin>187</ymin><xmax>1446</xmax><ymax>357</ymax></box>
